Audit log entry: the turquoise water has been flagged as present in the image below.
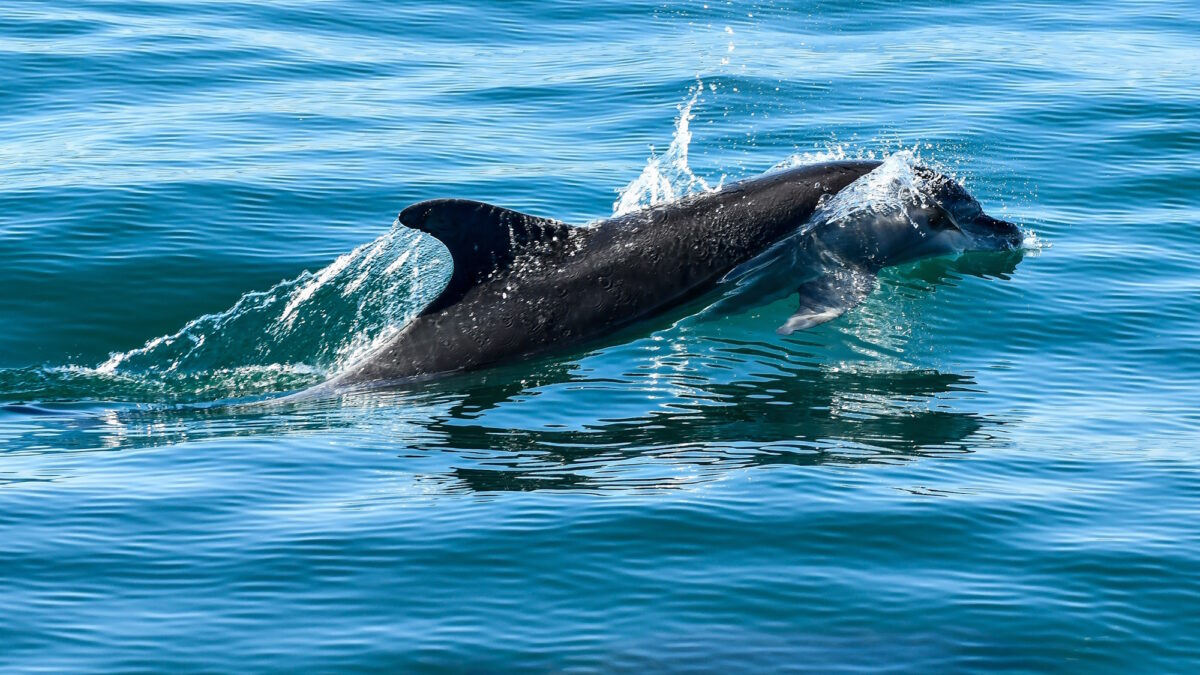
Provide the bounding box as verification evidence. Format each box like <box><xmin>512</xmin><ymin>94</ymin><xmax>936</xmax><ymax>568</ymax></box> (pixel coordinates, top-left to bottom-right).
<box><xmin>3</xmin><ymin>0</ymin><xmax>1199</xmax><ymax>670</ymax></box>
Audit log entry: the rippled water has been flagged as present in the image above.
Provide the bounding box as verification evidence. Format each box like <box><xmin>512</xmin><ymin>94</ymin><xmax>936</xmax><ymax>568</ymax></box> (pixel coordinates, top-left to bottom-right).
<box><xmin>3</xmin><ymin>0</ymin><xmax>1199</xmax><ymax>670</ymax></box>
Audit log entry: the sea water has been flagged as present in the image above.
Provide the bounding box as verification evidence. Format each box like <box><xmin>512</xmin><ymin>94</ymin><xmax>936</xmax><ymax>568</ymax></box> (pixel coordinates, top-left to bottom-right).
<box><xmin>1</xmin><ymin>0</ymin><xmax>1198</xmax><ymax>670</ymax></box>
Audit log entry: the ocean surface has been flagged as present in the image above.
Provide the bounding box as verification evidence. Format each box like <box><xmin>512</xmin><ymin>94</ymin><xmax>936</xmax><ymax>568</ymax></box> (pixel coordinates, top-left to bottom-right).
<box><xmin>2</xmin><ymin>0</ymin><xmax>1199</xmax><ymax>670</ymax></box>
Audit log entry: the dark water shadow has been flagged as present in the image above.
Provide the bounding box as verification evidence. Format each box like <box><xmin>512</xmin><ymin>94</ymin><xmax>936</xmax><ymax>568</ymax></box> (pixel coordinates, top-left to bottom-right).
<box><xmin>417</xmin><ymin>360</ymin><xmax>1002</xmax><ymax>492</ymax></box>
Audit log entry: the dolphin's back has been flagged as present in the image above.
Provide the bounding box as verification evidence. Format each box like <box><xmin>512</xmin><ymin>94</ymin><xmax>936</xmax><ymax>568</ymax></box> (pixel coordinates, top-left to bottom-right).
<box><xmin>328</xmin><ymin>160</ymin><xmax>880</xmax><ymax>386</ymax></box>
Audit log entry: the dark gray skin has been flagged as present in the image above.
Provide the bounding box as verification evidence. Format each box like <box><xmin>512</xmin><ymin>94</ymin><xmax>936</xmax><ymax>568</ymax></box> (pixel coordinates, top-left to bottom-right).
<box><xmin>321</xmin><ymin>160</ymin><xmax>1021</xmax><ymax>390</ymax></box>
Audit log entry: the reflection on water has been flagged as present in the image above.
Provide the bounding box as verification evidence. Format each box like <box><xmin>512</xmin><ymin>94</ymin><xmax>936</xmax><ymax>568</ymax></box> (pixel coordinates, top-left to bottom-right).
<box><xmin>428</xmin><ymin>365</ymin><xmax>1001</xmax><ymax>493</ymax></box>
<box><xmin>0</xmin><ymin>250</ymin><xmax>1023</xmax><ymax>492</ymax></box>
<box><xmin>1</xmin><ymin>360</ymin><xmax>1004</xmax><ymax>492</ymax></box>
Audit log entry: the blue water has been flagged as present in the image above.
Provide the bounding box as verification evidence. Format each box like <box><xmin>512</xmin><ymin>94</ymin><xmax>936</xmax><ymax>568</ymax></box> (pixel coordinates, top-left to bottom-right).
<box><xmin>3</xmin><ymin>0</ymin><xmax>1200</xmax><ymax>670</ymax></box>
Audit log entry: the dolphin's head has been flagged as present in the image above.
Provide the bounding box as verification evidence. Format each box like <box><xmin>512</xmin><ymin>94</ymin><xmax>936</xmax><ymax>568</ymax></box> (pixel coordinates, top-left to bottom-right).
<box><xmin>876</xmin><ymin>168</ymin><xmax>1023</xmax><ymax>265</ymax></box>
<box><xmin>922</xmin><ymin>169</ymin><xmax>1022</xmax><ymax>244</ymax></box>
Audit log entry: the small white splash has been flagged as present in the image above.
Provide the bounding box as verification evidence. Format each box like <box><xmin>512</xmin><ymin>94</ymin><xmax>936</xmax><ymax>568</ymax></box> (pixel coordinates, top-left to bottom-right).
<box><xmin>1020</xmin><ymin>228</ymin><xmax>1050</xmax><ymax>251</ymax></box>
<box><xmin>279</xmin><ymin>247</ymin><xmax>356</xmax><ymax>327</ymax></box>
<box><xmin>813</xmin><ymin>151</ymin><xmax>934</xmax><ymax>228</ymax></box>
<box><xmin>331</xmin><ymin>323</ymin><xmax>403</xmax><ymax>373</ymax></box>
<box><xmin>612</xmin><ymin>82</ymin><xmax>717</xmax><ymax>216</ymax></box>
<box><xmin>98</xmin><ymin>335</ymin><xmax>167</xmax><ymax>373</ymax></box>
<box><xmin>344</xmin><ymin>230</ymin><xmax>397</xmax><ymax>295</ymax></box>
<box><xmin>382</xmin><ymin>243</ymin><xmax>416</xmax><ymax>276</ymax></box>
<box><xmin>768</xmin><ymin>142</ymin><xmax>883</xmax><ymax>172</ymax></box>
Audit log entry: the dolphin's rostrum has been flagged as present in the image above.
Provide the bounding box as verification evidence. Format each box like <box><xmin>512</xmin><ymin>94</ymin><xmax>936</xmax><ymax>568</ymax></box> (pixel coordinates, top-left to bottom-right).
<box><xmin>323</xmin><ymin>160</ymin><xmax>1021</xmax><ymax>390</ymax></box>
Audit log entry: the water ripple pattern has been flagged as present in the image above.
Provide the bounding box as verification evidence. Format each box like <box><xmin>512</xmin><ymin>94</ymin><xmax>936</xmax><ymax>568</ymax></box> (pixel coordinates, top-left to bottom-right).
<box><xmin>1</xmin><ymin>0</ymin><xmax>1199</xmax><ymax>671</ymax></box>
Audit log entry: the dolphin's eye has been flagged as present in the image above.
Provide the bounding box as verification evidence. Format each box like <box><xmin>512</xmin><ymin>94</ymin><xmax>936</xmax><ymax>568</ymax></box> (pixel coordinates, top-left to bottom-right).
<box><xmin>948</xmin><ymin>199</ymin><xmax>983</xmax><ymax>225</ymax></box>
<box><xmin>927</xmin><ymin>209</ymin><xmax>961</xmax><ymax>232</ymax></box>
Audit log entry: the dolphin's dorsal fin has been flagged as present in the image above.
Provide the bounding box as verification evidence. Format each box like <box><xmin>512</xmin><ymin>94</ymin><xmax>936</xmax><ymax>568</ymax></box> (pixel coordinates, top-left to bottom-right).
<box><xmin>399</xmin><ymin>199</ymin><xmax>578</xmax><ymax>315</ymax></box>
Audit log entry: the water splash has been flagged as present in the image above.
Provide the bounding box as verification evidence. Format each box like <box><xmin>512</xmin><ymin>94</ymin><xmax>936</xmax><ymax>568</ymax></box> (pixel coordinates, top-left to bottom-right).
<box><xmin>3</xmin><ymin>224</ymin><xmax>449</xmax><ymax>403</ymax></box>
<box><xmin>612</xmin><ymin>82</ymin><xmax>717</xmax><ymax>216</ymax></box>
<box><xmin>810</xmin><ymin>151</ymin><xmax>936</xmax><ymax>229</ymax></box>
<box><xmin>103</xmin><ymin>224</ymin><xmax>444</xmax><ymax>376</ymax></box>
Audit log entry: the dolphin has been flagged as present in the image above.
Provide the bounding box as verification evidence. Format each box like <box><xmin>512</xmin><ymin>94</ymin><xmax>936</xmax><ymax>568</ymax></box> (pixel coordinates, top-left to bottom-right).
<box><xmin>318</xmin><ymin>160</ymin><xmax>1021</xmax><ymax>390</ymax></box>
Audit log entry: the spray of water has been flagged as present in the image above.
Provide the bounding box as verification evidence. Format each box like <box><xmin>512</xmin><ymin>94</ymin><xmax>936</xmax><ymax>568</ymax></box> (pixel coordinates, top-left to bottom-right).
<box><xmin>810</xmin><ymin>151</ymin><xmax>936</xmax><ymax>229</ymax></box>
<box><xmin>612</xmin><ymin>82</ymin><xmax>718</xmax><ymax>216</ymax></box>
<box><xmin>0</xmin><ymin>223</ymin><xmax>450</xmax><ymax>402</ymax></box>
<box><xmin>99</xmin><ymin>224</ymin><xmax>445</xmax><ymax>379</ymax></box>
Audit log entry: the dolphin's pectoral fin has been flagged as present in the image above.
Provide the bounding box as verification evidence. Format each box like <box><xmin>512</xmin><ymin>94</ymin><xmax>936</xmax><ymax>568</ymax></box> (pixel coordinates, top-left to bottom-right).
<box><xmin>702</xmin><ymin>261</ymin><xmax>797</xmax><ymax>321</ymax></box>
<box><xmin>398</xmin><ymin>199</ymin><xmax>580</xmax><ymax>315</ymax></box>
<box><xmin>777</xmin><ymin>267</ymin><xmax>877</xmax><ymax>335</ymax></box>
